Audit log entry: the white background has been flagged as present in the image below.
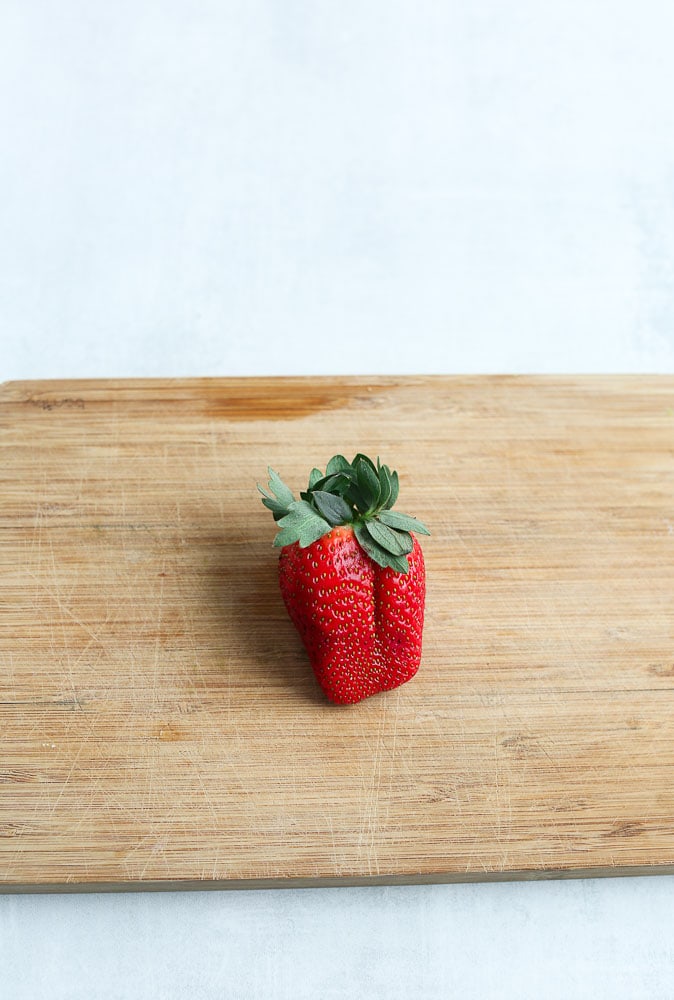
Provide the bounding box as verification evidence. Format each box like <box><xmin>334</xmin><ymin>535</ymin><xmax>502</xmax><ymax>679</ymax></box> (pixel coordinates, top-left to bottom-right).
<box><xmin>1</xmin><ymin>1</ymin><xmax>674</xmax><ymax>997</ymax></box>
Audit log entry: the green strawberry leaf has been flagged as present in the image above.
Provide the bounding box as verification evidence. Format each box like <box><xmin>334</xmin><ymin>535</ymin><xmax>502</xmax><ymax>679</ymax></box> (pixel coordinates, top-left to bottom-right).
<box><xmin>345</xmin><ymin>480</ymin><xmax>371</xmax><ymax>513</ymax></box>
<box><xmin>312</xmin><ymin>490</ymin><xmax>352</xmax><ymax>526</ymax></box>
<box><xmin>310</xmin><ymin>471</ymin><xmax>353</xmax><ymax>495</ymax></box>
<box><xmin>328</xmin><ymin>473</ymin><xmax>354</xmax><ymax>494</ymax></box>
<box><xmin>308</xmin><ymin>467</ymin><xmax>323</xmax><ymax>489</ymax></box>
<box><xmin>297</xmin><ymin>518</ymin><xmax>332</xmax><ymax>547</ymax></box>
<box><xmin>377</xmin><ymin>464</ymin><xmax>392</xmax><ymax>509</ymax></box>
<box><xmin>352</xmin><ymin>453</ymin><xmax>377</xmax><ymax>475</ymax></box>
<box><xmin>276</xmin><ymin>499</ymin><xmax>320</xmax><ymax>524</ymax></box>
<box><xmin>326</xmin><ymin>454</ymin><xmax>352</xmax><ymax>476</ymax></box>
<box><xmin>266</xmin><ymin>467</ymin><xmax>295</xmax><ymax>507</ymax></box>
<box><xmin>273</xmin><ymin>500</ymin><xmax>332</xmax><ymax>548</ymax></box>
<box><xmin>378</xmin><ymin>509</ymin><xmax>431</xmax><ymax>535</ymax></box>
<box><xmin>353</xmin><ymin>522</ymin><xmax>410</xmax><ymax>574</ymax></box>
<box><xmin>260</xmin><ymin>496</ymin><xmax>290</xmax><ymax>520</ymax></box>
<box><xmin>355</xmin><ymin>457</ymin><xmax>381</xmax><ymax>511</ymax></box>
<box><xmin>386</xmin><ymin>469</ymin><xmax>399</xmax><ymax>508</ymax></box>
<box><xmin>384</xmin><ymin>551</ymin><xmax>410</xmax><ymax>574</ymax></box>
<box><xmin>365</xmin><ymin>519</ymin><xmax>413</xmax><ymax>555</ymax></box>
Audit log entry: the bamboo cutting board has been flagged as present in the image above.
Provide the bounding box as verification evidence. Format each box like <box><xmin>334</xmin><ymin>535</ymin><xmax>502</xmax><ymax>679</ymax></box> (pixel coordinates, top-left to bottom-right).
<box><xmin>1</xmin><ymin>375</ymin><xmax>674</xmax><ymax>892</ymax></box>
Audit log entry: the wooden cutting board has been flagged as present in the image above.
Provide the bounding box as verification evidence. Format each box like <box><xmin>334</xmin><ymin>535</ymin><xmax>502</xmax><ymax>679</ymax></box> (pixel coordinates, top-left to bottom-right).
<box><xmin>2</xmin><ymin>375</ymin><xmax>673</xmax><ymax>893</ymax></box>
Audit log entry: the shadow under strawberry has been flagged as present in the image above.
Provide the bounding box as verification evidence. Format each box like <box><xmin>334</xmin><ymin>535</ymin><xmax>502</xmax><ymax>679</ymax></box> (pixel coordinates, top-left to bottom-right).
<box><xmin>210</xmin><ymin>535</ymin><xmax>327</xmax><ymax>706</ymax></box>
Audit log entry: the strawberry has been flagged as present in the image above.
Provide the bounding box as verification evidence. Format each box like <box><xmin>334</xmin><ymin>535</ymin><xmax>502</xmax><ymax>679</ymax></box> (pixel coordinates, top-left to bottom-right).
<box><xmin>258</xmin><ymin>454</ymin><xmax>430</xmax><ymax>704</ymax></box>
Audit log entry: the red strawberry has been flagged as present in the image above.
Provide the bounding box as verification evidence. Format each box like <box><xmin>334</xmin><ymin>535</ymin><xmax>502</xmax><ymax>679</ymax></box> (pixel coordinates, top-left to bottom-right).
<box><xmin>258</xmin><ymin>454</ymin><xmax>430</xmax><ymax>704</ymax></box>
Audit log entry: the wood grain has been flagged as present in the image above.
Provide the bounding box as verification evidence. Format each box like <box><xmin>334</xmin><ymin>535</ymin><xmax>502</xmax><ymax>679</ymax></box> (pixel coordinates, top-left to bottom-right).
<box><xmin>1</xmin><ymin>375</ymin><xmax>673</xmax><ymax>892</ymax></box>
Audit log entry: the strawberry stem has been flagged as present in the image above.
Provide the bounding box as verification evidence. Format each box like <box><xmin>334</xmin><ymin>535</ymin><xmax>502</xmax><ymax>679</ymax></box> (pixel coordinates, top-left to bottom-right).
<box><xmin>258</xmin><ymin>454</ymin><xmax>430</xmax><ymax>574</ymax></box>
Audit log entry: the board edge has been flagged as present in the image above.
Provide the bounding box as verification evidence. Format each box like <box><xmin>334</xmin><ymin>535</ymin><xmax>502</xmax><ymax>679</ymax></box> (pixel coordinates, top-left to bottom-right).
<box><xmin>3</xmin><ymin>863</ymin><xmax>674</xmax><ymax>894</ymax></box>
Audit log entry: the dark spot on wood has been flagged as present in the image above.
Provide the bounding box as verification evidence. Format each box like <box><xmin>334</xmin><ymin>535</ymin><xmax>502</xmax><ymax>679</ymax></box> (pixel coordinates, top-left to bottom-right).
<box><xmin>648</xmin><ymin>663</ymin><xmax>674</xmax><ymax>677</ymax></box>
<box><xmin>52</xmin><ymin>696</ymin><xmax>86</xmax><ymax>710</ymax></box>
<box><xmin>551</xmin><ymin>798</ymin><xmax>590</xmax><ymax>813</ymax></box>
<box><xmin>502</xmin><ymin>734</ymin><xmax>537</xmax><ymax>758</ymax></box>
<box><xmin>26</xmin><ymin>396</ymin><xmax>85</xmax><ymax>411</ymax></box>
<box><xmin>201</xmin><ymin>381</ymin><xmax>388</xmax><ymax>421</ymax></box>
<box><xmin>605</xmin><ymin>821</ymin><xmax>643</xmax><ymax>838</ymax></box>
<box><xmin>2</xmin><ymin>695</ymin><xmax>88</xmax><ymax>711</ymax></box>
<box><xmin>0</xmin><ymin>769</ymin><xmax>36</xmax><ymax>783</ymax></box>
<box><xmin>416</xmin><ymin>783</ymin><xmax>458</xmax><ymax>803</ymax></box>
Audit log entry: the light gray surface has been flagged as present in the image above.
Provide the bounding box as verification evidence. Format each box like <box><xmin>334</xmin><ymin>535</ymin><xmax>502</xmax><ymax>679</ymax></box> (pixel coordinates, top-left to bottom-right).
<box><xmin>2</xmin><ymin>879</ymin><xmax>674</xmax><ymax>1000</ymax></box>
<box><xmin>2</xmin><ymin>0</ymin><xmax>674</xmax><ymax>379</ymax></box>
<box><xmin>1</xmin><ymin>1</ymin><xmax>673</xmax><ymax>997</ymax></box>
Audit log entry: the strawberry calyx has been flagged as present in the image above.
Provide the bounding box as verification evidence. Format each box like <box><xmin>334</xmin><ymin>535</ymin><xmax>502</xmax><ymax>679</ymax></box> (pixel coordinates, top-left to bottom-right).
<box><xmin>257</xmin><ymin>453</ymin><xmax>430</xmax><ymax>574</ymax></box>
